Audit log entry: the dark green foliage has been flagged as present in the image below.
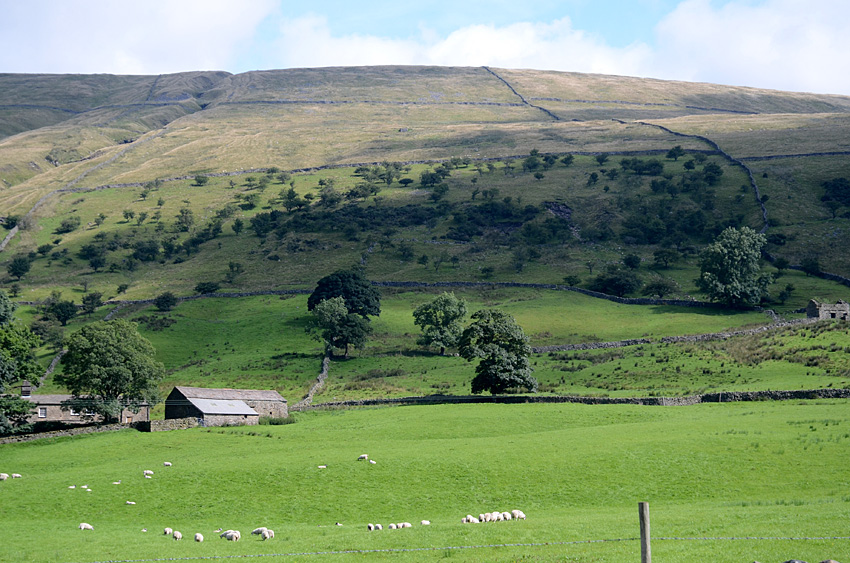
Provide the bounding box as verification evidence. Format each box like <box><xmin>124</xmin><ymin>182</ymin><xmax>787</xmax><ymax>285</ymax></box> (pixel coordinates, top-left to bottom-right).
<box><xmin>667</xmin><ymin>145</ymin><xmax>686</xmax><ymax>161</ymax></box>
<box><xmin>194</xmin><ymin>175</ymin><xmax>209</xmax><ymax>186</ymax></box>
<box><xmin>307</xmin><ymin>269</ymin><xmax>381</xmax><ymax>319</ymax></box>
<box><xmin>623</xmin><ymin>253</ymin><xmax>641</xmax><ymax>270</ymax></box>
<box><xmin>642</xmin><ymin>276</ymin><xmax>680</xmax><ymax>298</ymax></box>
<box><xmin>590</xmin><ymin>265</ymin><xmax>643</xmax><ymax>297</ymax></box>
<box><xmin>57</xmin><ymin>320</ymin><xmax>164</xmax><ymax>423</ymax></box>
<box><xmin>47</xmin><ymin>299</ymin><xmax>77</xmax><ymax>326</ymax></box>
<box><xmin>821</xmin><ymin>177</ymin><xmax>850</xmax><ymax>206</ymax></box>
<box><xmin>0</xmin><ymin>291</ymin><xmax>41</xmax><ymax>434</ymax></box>
<box><xmin>175</xmin><ymin>208</ymin><xmax>194</xmax><ymax>232</ymax></box>
<box><xmin>653</xmin><ymin>248</ymin><xmax>679</xmax><ymax>269</ymax></box>
<box><xmin>132</xmin><ymin>239</ymin><xmax>160</xmax><ymax>262</ymax></box>
<box><xmin>620</xmin><ymin>157</ymin><xmax>664</xmax><ymax>176</ymax></box>
<box><xmin>801</xmin><ymin>255</ymin><xmax>821</xmax><ymax>276</ymax></box>
<box><xmin>306</xmin><ymin>296</ymin><xmax>373</xmax><ymax>358</ymax></box>
<box><xmin>81</xmin><ymin>292</ymin><xmax>103</xmax><ymax>315</ymax></box>
<box><xmin>55</xmin><ymin>215</ymin><xmax>81</xmax><ymax>233</ymax></box>
<box><xmin>2</xmin><ymin>215</ymin><xmax>19</xmax><ymax>230</ymax></box>
<box><xmin>194</xmin><ymin>281</ymin><xmax>220</xmax><ymax>294</ymax></box>
<box><xmin>459</xmin><ymin>309</ymin><xmax>536</xmax><ymax>395</ymax></box>
<box><xmin>696</xmin><ymin>226</ymin><xmax>772</xmax><ymax>305</ymax></box>
<box><xmin>153</xmin><ymin>292</ymin><xmax>178</xmax><ymax>311</ymax></box>
<box><xmin>7</xmin><ymin>255</ymin><xmax>30</xmax><ymax>280</ymax></box>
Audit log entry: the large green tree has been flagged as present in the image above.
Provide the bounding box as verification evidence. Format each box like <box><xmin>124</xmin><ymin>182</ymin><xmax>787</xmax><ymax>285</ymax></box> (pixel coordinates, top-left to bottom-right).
<box><xmin>0</xmin><ymin>290</ymin><xmax>40</xmax><ymax>434</ymax></box>
<box><xmin>306</xmin><ymin>296</ymin><xmax>372</xmax><ymax>358</ymax></box>
<box><xmin>56</xmin><ymin>320</ymin><xmax>164</xmax><ymax>422</ymax></box>
<box><xmin>696</xmin><ymin>226</ymin><xmax>773</xmax><ymax>306</ymax></box>
<box><xmin>307</xmin><ymin>269</ymin><xmax>381</xmax><ymax>319</ymax></box>
<box><xmin>413</xmin><ymin>292</ymin><xmax>468</xmax><ymax>355</ymax></box>
<box><xmin>458</xmin><ymin>309</ymin><xmax>537</xmax><ymax>395</ymax></box>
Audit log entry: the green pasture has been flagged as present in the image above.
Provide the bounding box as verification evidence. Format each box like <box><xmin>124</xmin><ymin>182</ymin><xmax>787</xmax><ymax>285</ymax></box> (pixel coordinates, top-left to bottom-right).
<box><xmin>31</xmin><ymin>288</ymin><xmax>850</xmax><ymax>406</ymax></box>
<box><xmin>1</xmin><ymin>400</ymin><xmax>849</xmax><ymax>563</ymax></box>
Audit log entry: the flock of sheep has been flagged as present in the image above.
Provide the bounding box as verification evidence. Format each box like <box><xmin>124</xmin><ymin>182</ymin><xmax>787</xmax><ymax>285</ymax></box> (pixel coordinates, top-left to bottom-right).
<box><xmin>462</xmin><ymin>509</ymin><xmax>526</xmax><ymax>524</ymax></box>
<box><xmin>12</xmin><ymin>453</ymin><xmax>528</xmax><ymax>545</ymax></box>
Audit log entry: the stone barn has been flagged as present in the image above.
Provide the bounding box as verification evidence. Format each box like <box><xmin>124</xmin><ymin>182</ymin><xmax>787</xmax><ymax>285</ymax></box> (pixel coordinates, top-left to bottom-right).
<box><xmin>164</xmin><ymin>386</ymin><xmax>287</xmax><ymax>427</ymax></box>
<box><xmin>806</xmin><ymin>299</ymin><xmax>850</xmax><ymax>320</ymax></box>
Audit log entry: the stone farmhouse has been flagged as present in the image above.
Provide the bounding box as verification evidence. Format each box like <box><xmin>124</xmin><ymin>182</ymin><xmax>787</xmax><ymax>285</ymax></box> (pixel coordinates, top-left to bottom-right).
<box><xmin>806</xmin><ymin>299</ymin><xmax>850</xmax><ymax>320</ymax></box>
<box><xmin>19</xmin><ymin>381</ymin><xmax>150</xmax><ymax>424</ymax></box>
<box><xmin>164</xmin><ymin>386</ymin><xmax>288</xmax><ymax>427</ymax></box>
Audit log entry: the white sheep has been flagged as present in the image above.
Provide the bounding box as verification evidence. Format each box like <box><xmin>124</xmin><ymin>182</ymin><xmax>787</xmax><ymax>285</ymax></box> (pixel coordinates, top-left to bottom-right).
<box><xmin>163</xmin><ymin>462</ymin><xmax>172</xmax><ymax>467</ymax></box>
<box><xmin>125</xmin><ymin>501</ymin><xmax>136</xmax><ymax>505</ymax></box>
<box><xmin>375</xmin><ymin>524</ymin><xmax>382</xmax><ymax>530</ymax></box>
<box><xmin>225</xmin><ymin>530</ymin><xmax>241</xmax><ymax>541</ymax></box>
<box><xmin>261</xmin><ymin>529</ymin><xmax>274</xmax><ymax>540</ymax></box>
<box><xmin>164</xmin><ymin>527</ymin><xmax>173</xmax><ymax>535</ymax></box>
<box><xmin>194</xmin><ymin>533</ymin><xmax>203</xmax><ymax>542</ymax></box>
<box><xmin>420</xmin><ymin>520</ymin><xmax>430</xmax><ymax>526</ymax></box>
<box><xmin>144</xmin><ymin>475</ymin><xmax>152</xmax><ymax>479</ymax></box>
<box><xmin>501</xmin><ymin>512</ymin><xmax>512</xmax><ymax>521</ymax></box>
<box><xmin>468</xmin><ymin>516</ymin><xmax>480</xmax><ymax>524</ymax></box>
<box><xmin>143</xmin><ymin>470</ymin><xmax>154</xmax><ymax>476</ymax></box>
<box><xmin>78</xmin><ymin>523</ymin><xmax>93</xmax><ymax>530</ymax></box>
<box><xmin>112</xmin><ymin>481</ymin><xmax>121</xmax><ymax>485</ymax></box>
<box><xmin>367</xmin><ymin>523</ymin><xmax>375</xmax><ymax>531</ymax></box>
<box><xmin>11</xmin><ymin>473</ymin><xmax>21</xmax><ymax>478</ymax></box>
<box><xmin>401</xmin><ymin>522</ymin><xmax>412</xmax><ymax>528</ymax></box>
<box><xmin>68</xmin><ymin>485</ymin><xmax>76</xmax><ymax>489</ymax></box>
<box><xmin>369</xmin><ymin>459</ymin><xmax>377</xmax><ymax>464</ymax></box>
<box><xmin>173</xmin><ymin>531</ymin><xmax>182</xmax><ymax>541</ymax></box>
<box><xmin>511</xmin><ymin>509</ymin><xmax>526</xmax><ymax>520</ymax></box>
<box><xmin>388</xmin><ymin>523</ymin><xmax>397</xmax><ymax>529</ymax></box>
<box><xmin>0</xmin><ymin>473</ymin><xmax>8</xmax><ymax>481</ymax></box>
<box><xmin>358</xmin><ymin>454</ymin><xmax>368</xmax><ymax>460</ymax></box>
<box><xmin>318</xmin><ymin>465</ymin><xmax>327</xmax><ymax>469</ymax></box>
<box><xmin>251</xmin><ymin>527</ymin><xmax>268</xmax><ymax>535</ymax></box>
<box><xmin>219</xmin><ymin>530</ymin><xmax>233</xmax><ymax>538</ymax></box>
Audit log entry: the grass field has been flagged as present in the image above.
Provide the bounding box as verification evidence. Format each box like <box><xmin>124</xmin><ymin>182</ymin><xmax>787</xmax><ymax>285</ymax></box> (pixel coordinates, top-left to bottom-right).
<box><xmin>1</xmin><ymin>400</ymin><xmax>848</xmax><ymax>563</ymax></box>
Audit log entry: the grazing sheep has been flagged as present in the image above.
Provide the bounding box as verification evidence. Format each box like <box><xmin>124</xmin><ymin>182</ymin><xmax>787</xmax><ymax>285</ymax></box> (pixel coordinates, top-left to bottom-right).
<box><xmin>367</xmin><ymin>523</ymin><xmax>375</xmax><ymax>531</ymax></box>
<box><xmin>163</xmin><ymin>462</ymin><xmax>172</xmax><ymax>467</ymax></box>
<box><xmin>401</xmin><ymin>522</ymin><xmax>412</xmax><ymax>528</ymax></box>
<box><xmin>78</xmin><ymin>523</ymin><xmax>93</xmax><ymax>530</ymax></box>
<box><xmin>468</xmin><ymin>516</ymin><xmax>480</xmax><ymax>524</ymax></box>
<box><xmin>143</xmin><ymin>470</ymin><xmax>154</xmax><ymax>475</ymax></box>
<box><xmin>144</xmin><ymin>475</ymin><xmax>152</xmax><ymax>479</ymax></box>
<box><xmin>335</xmin><ymin>522</ymin><xmax>343</xmax><ymax>526</ymax></box>
<box><xmin>81</xmin><ymin>485</ymin><xmax>88</xmax><ymax>489</ymax></box>
<box><xmin>173</xmin><ymin>531</ymin><xmax>182</xmax><ymax>541</ymax></box>
<box><xmin>421</xmin><ymin>520</ymin><xmax>430</xmax><ymax>526</ymax></box>
<box><xmin>68</xmin><ymin>485</ymin><xmax>76</xmax><ymax>489</ymax></box>
<box><xmin>318</xmin><ymin>465</ymin><xmax>327</xmax><ymax>469</ymax></box>
<box><xmin>501</xmin><ymin>512</ymin><xmax>512</xmax><ymax>521</ymax></box>
<box><xmin>215</xmin><ymin>528</ymin><xmax>222</xmax><ymax>533</ymax></box>
<box><xmin>358</xmin><ymin>454</ymin><xmax>368</xmax><ymax>461</ymax></box>
<box><xmin>375</xmin><ymin>524</ymin><xmax>382</xmax><ymax>530</ymax></box>
<box><xmin>261</xmin><ymin>529</ymin><xmax>274</xmax><ymax>540</ymax></box>
<box><xmin>142</xmin><ymin>529</ymin><xmax>147</xmax><ymax>532</ymax></box>
<box><xmin>125</xmin><ymin>501</ymin><xmax>136</xmax><ymax>505</ymax></box>
<box><xmin>369</xmin><ymin>459</ymin><xmax>377</xmax><ymax>464</ymax></box>
<box><xmin>225</xmin><ymin>530</ymin><xmax>241</xmax><ymax>541</ymax></box>
<box><xmin>388</xmin><ymin>523</ymin><xmax>397</xmax><ymax>529</ymax></box>
<box><xmin>11</xmin><ymin>473</ymin><xmax>21</xmax><ymax>478</ymax></box>
<box><xmin>511</xmin><ymin>510</ymin><xmax>526</xmax><ymax>520</ymax></box>
<box><xmin>251</xmin><ymin>527</ymin><xmax>268</xmax><ymax>535</ymax></box>
<box><xmin>194</xmin><ymin>533</ymin><xmax>203</xmax><ymax>542</ymax></box>
<box><xmin>164</xmin><ymin>527</ymin><xmax>173</xmax><ymax>535</ymax></box>
<box><xmin>112</xmin><ymin>481</ymin><xmax>121</xmax><ymax>485</ymax></box>
<box><xmin>0</xmin><ymin>473</ymin><xmax>8</xmax><ymax>481</ymax></box>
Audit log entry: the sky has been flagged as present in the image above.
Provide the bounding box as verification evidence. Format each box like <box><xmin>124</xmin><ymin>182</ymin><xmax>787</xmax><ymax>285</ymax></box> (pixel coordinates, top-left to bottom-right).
<box><xmin>1</xmin><ymin>0</ymin><xmax>849</xmax><ymax>96</ymax></box>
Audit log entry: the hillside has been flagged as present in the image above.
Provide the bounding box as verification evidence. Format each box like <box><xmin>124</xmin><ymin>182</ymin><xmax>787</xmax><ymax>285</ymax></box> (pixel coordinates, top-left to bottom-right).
<box><xmin>2</xmin><ymin>66</ymin><xmax>850</xmax><ymax>406</ymax></box>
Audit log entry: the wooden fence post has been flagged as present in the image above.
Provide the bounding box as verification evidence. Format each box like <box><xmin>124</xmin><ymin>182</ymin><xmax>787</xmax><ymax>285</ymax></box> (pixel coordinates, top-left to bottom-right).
<box><xmin>639</xmin><ymin>501</ymin><xmax>651</xmax><ymax>563</ymax></box>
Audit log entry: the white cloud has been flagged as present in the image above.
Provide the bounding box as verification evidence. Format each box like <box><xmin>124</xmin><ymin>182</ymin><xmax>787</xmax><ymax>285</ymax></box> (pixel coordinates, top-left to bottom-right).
<box><xmin>271</xmin><ymin>14</ymin><xmax>652</xmax><ymax>76</ymax></box>
<box><xmin>0</xmin><ymin>0</ymin><xmax>277</xmax><ymax>74</ymax></box>
<box><xmin>652</xmin><ymin>0</ymin><xmax>850</xmax><ymax>94</ymax></box>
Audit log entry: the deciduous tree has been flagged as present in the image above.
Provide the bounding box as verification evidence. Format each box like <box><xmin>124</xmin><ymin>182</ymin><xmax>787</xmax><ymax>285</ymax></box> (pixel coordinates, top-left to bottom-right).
<box><xmin>56</xmin><ymin>320</ymin><xmax>164</xmax><ymax>423</ymax></box>
<box><xmin>413</xmin><ymin>292</ymin><xmax>468</xmax><ymax>355</ymax></box>
<box><xmin>696</xmin><ymin>226</ymin><xmax>772</xmax><ymax>306</ymax></box>
<box><xmin>459</xmin><ymin>309</ymin><xmax>536</xmax><ymax>395</ymax></box>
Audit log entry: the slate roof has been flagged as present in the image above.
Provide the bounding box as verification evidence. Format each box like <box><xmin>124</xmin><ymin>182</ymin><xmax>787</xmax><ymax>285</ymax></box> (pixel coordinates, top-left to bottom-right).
<box><xmin>172</xmin><ymin>386</ymin><xmax>286</xmax><ymax>402</ymax></box>
<box><xmin>186</xmin><ymin>397</ymin><xmax>258</xmax><ymax>416</ymax></box>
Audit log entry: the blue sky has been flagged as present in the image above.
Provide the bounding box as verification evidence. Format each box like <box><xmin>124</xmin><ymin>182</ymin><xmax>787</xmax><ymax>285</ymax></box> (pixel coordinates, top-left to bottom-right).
<box><xmin>2</xmin><ymin>0</ymin><xmax>849</xmax><ymax>95</ymax></box>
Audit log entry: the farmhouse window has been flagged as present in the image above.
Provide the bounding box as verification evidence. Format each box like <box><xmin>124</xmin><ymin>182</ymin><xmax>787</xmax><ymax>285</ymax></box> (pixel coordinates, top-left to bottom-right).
<box><xmin>38</xmin><ymin>407</ymin><xmax>47</xmax><ymax>418</ymax></box>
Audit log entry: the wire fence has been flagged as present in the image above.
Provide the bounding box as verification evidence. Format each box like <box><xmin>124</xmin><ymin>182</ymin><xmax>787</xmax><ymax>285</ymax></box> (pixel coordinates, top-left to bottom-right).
<box><xmin>74</xmin><ymin>535</ymin><xmax>850</xmax><ymax>563</ymax></box>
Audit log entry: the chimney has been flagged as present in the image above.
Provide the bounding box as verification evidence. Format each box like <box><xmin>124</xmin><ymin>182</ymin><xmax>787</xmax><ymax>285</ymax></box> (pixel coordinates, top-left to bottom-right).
<box><xmin>20</xmin><ymin>380</ymin><xmax>32</xmax><ymax>398</ymax></box>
